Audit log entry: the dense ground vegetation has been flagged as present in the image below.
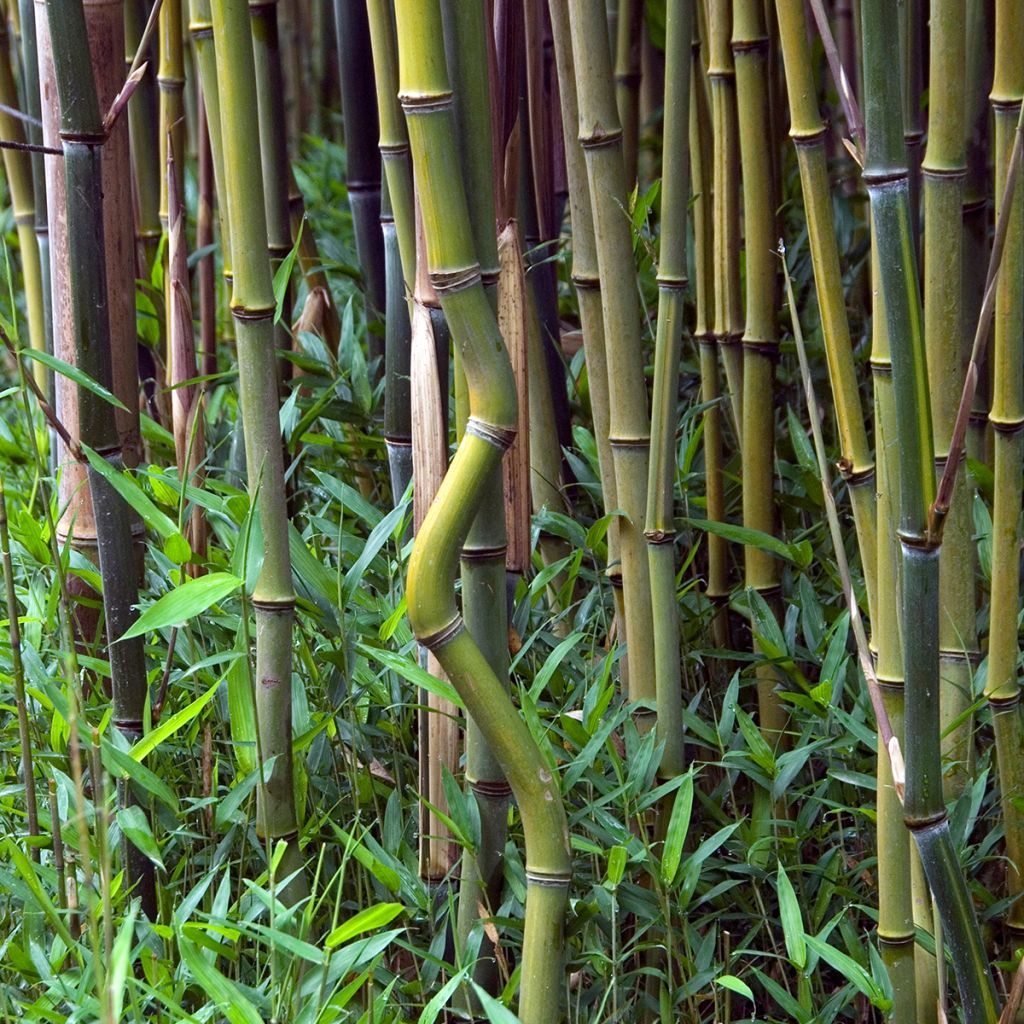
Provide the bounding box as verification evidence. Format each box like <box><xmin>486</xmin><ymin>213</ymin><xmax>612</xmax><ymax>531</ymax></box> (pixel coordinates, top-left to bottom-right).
<box><xmin>0</xmin><ymin>1</ymin><xmax>1022</xmax><ymax>1023</ymax></box>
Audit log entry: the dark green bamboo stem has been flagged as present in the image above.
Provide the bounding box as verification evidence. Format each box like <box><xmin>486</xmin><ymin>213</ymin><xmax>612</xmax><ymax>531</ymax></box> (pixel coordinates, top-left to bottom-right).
<box><xmin>861</xmin><ymin>3</ymin><xmax>998</xmax><ymax>1020</ymax></box>
<box><xmin>774</xmin><ymin>0</ymin><xmax>877</xmax><ymax>626</ymax></box>
<box><xmin>396</xmin><ymin>3</ymin><xmax>571</xmax><ymax>1019</ymax></box>
<box><xmin>568</xmin><ymin>0</ymin><xmax>656</xmax><ymax>712</ymax></box>
<box><xmin>125</xmin><ymin>0</ymin><xmax>161</xmax><ymax>278</ymax></box>
<box><xmin>899</xmin><ymin>0</ymin><xmax>923</xmax><ymax>251</ymax></box>
<box><xmin>334</xmin><ymin>0</ymin><xmax>386</xmax><ymax>353</ymax></box>
<box><xmin>210</xmin><ymin>0</ymin><xmax>304</xmax><ymax>902</ymax></box>
<box><xmin>613</xmin><ymin>0</ymin><xmax>642</xmax><ymax>185</ymax></box>
<box><xmin>733</xmin><ymin>0</ymin><xmax>785</xmax><ymax>743</ymax></box>
<box><xmin>645</xmin><ymin>0</ymin><xmax>691</xmax><ymax>781</ymax></box>
<box><xmin>869</xmin><ymin>242</ymin><xmax>917</xmax><ymax>1024</ymax></box>
<box><xmin>0</xmin><ymin>479</ymin><xmax>40</xmax><ymax>856</ymax></box>
<box><xmin>45</xmin><ymin>0</ymin><xmax>155</xmax><ymax>918</ymax></box>
<box><xmin>985</xmin><ymin>0</ymin><xmax>1024</xmax><ymax>943</ymax></box>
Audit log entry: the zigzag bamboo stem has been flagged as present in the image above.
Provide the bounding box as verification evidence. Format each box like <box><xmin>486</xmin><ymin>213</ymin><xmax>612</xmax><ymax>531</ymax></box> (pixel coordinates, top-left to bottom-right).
<box><xmin>396</xmin><ymin>4</ymin><xmax>571</xmax><ymax>1018</ymax></box>
<box><xmin>547</xmin><ymin>0</ymin><xmax>624</xmax><ymax>638</ymax></box>
<box><xmin>733</xmin><ymin>0</ymin><xmax>784</xmax><ymax>742</ymax></box>
<box><xmin>45</xmin><ymin>0</ymin><xmax>154</xmax><ymax>917</ymax></box>
<box><xmin>985</xmin><ymin>0</ymin><xmax>1024</xmax><ymax>943</ymax></box>
<box><xmin>125</xmin><ymin>0</ymin><xmax>161</xmax><ymax>278</ymax></box>
<box><xmin>210</xmin><ymin>0</ymin><xmax>304</xmax><ymax>902</ymax></box>
<box><xmin>923</xmin><ymin>0</ymin><xmax>975</xmax><ymax>802</ymax></box>
<box><xmin>334</xmin><ymin>0</ymin><xmax>385</xmax><ymax>352</ymax></box>
<box><xmin>773</xmin><ymin>0</ymin><xmax>877</xmax><ymax>626</ymax></box>
<box><xmin>870</xmin><ymin>242</ymin><xmax>917</xmax><ymax>1024</ymax></box>
<box><xmin>706</xmin><ymin>0</ymin><xmax>742</xmax><ymax>433</ymax></box>
<box><xmin>0</xmin><ymin>18</ymin><xmax>45</xmax><ymax>389</ymax></box>
<box><xmin>613</xmin><ymin>0</ymin><xmax>641</xmax><ymax>185</ymax></box>
<box><xmin>645</xmin><ymin>0</ymin><xmax>691</xmax><ymax>781</ymax></box>
<box><xmin>861</xmin><ymin>2</ymin><xmax>997</xmax><ymax>1019</ymax></box>
<box><xmin>567</xmin><ymin>0</ymin><xmax>655</xmax><ymax>712</ymax></box>
<box><xmin>18</xmin><ymin>0</ymin><xmax>51</xmax><ymax>401</ymax></box>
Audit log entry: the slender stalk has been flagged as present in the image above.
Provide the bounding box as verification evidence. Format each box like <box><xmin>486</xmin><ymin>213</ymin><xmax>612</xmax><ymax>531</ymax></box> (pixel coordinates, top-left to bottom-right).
<box><xmin>159</xmin><ymin>0</ymin><xmax>185</xmax><ymax>344</ymax></box>
<box><xmin>567</xmin><ymin>0</ymin><xmax>656</xmax><ymax>712</ymax></box>
<box><xmin>0</xmin><ymin>18</ymin><xmax>45</xmax><ymax>389</ymax></box>
<box><xmin>706</xmin><ymin>0</ymin><xmax>743</xmax><ymax>431</ymax></box>
<box><xmin>733</xmin><ymin>0</ymin><xmax>784</xmax><ymax>742</ymax></box>
<box><xmin>196</xmin><ymin>89</ymin><xmax>217</xmax><ymax>376</ymax></box>
<box><xmin>773</xmin><ymin>0</ymin><xmax>877</xmax><ymax>625</ymax></box>
<box><xmin>45</xmin><ymin>0</ymin><xmax>155</xmax><ymax>919</ymax></box>
<box><xmin>210</xmin><ymin>0</ymin><xmax>305</xmax><ymax>902</ymax></box>
<box><xmin>985</xmin><ymin>0</ymin><xmax>1024</xmax><ymax>945</ymax></box>
<box><xmin>613</xmin><ymin>0</ymin><xmax>642</xmax><ymax>185</ymax></box>
<box><xmin>861</xmin><ymin>3</ymin><xmax>998</xmax><ymax>1020</ymax></box>
<box><xmin>645</xmin><ymin>0</ymin><xmax>691</xmax><ymax>781</ymax></box>
<box><xmin>333</xmin><ymin>0</ymin><xmax>385</xmax><ymax>358</ymax></box>
<box><xmin>396</xmin><ymin>3</ymin><xmax>571</xmax><ymax>1019</ymax></box>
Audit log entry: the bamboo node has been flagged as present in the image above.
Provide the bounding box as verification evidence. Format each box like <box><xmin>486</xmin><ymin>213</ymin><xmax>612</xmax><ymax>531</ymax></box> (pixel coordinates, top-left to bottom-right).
<box><xmin>579</xmin><ymin>124</ymin><xmax>622</xmax><ymax>150</ymax></box>
<box><xmin>464</xmin><ymin>417</ymin><xmax>515</xmax><ymax>452</ymax></box>
<box><xmin>525</xmin><ymin>870</ymin><xmax>571</xmax><ymax>888</ymax></box>
<box><xmin>398</xmin><ymin>91</ymin><xmax>454</xmax><ymax>114</ymax></box>
<box><xmin>430</xmin><ymin>265</ymin><xmax>481</xmax><ymax>294</ymax></box>
<box><xmin>251</xmin><ymin>597</ymin><xmax>296</xmax><ymax>613</ymax></box>
<box><xmin>418</xmin><ymin>616</ymin><xmax>464</xmax><ymax>650</ymax></box>
<box><xmin>231</xmin><ymin>304</ymin><xmax>275</xmax><ymax>323</ymax></box>
<box><xmin>790</xmin><ymin>127</ymin><xmax>828</xmax><ymax>148</ymax></box>
<box><xmin>470</xmin><ymin>778</ymin><xmax>512</xmax><ymax>798</ymax></box>
<box><xmin>460</xmin><ymin>543</ymin><xmax>507</xmax><ymax>563</ymax></box>
<box><xmin>643</xmin><ymin>529</ymin><xmax>674</xmax><ymax>545</ymax></box>
<box><xmin>57</xmin><ymin>129</ymin><xmax>105</xmax><ymax>146</ymax></box>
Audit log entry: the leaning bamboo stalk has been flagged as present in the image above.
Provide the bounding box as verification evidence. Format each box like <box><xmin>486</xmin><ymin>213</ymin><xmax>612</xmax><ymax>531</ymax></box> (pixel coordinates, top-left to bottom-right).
<box><xmin>984</xmin><ymin>0</ymin><xmax>1024</xmax><ymax>946</ymax></box>
<box><xmin>547</xmin><ymin>0</ymin><xmax>625</xmax><ymax>648</ymax></box>
<box><xmin>645</xmin><ymin>0</ymin><xmax>691</xmax><ymax>782</ymax></box>
<box><xmin>706</xmin><ymin>0</ymin><xmax>743</xmax><ymax>432</ymax></box>
<box><xmin>0</xmin><ymin>17</ymin><xmax>46</xmax><ymax>389</ymax></box>
<box><xmin>45</xmin><ymin>0</ymin><xmax>155</xmax><ymax>919</ymax></box>
<box><xmin>773</xmin><ymin>0</ymin><xmax>877</xmax><ymax>626</ymax></box>
<box><xmin>210</xmin><ymin>0</ymin><xmax>305</xmax><ymax>902</ymax></box>
<box><xmin>922</xmin><ymin>0</ymin><xmax>976</xmax><ymax>802</ymax></box>
<box><xmin>567</xmin><ymin>0</ymin><xmax>656</xmax><ymax>712</ymax></box>
<box><xmin>396</xmin><ymin>3</ymin><xmax>571</xmax><ymax>1019</ymax></box>
<box><xmin>860</xmin><ymin>2</ymin><xmax>998</xmax><ymax>1019</ymax></box>
<box><xmin>732</xmin><ymin>0</ymin><xmax>785</xmax><ymax>742</ymax></box>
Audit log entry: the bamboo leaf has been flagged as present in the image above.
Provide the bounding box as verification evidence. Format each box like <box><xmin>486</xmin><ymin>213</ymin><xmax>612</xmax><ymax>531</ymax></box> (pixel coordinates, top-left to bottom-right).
<box><xmin>325</xmin><ymin>903</ymin><xmax>404</xmax><ymax>948</ymax></box>
<box><xmin>81</xmin><ymin>445</ymin><xmax>179</xmax><ymax>540</ymax></box>
<box><xmin>804</xmin><ymin>934</ymin><xmax>887</xmax><ymax>1007</ymax></box>
<box><xmin>120</xmin><ymin>572</ymin><xmax>242</xmax><ymax>640</ymax></box>
<box><xmin>23</xmin><ymin>349</ymin><xmax>129</xmax><ymax>410</ymax></box>
<box><xmin>683</xmin><ymin>516</ymin><xmax>811</xmax><ymax>567</ymax></box>
<box><xmin>777</xmin><ymin>862</ymin><xmax>806</xmax><ymax>969</ymax></box>
<box><xmin>419</xmin><ymin>966</ymin><xmax>471</xmax><ymax>1024</ymax></box>
<box><xmin>108</xmin><ymin>901</ymin><xmax>139</xmax><ymax>1022</ymax></box>
<box><xmin>717</xmin><ymin>975</ymin><xmax>754</xmax><ymax>1002</ymax></box>
<box><xmin>357</xmin><ymin>643</ymin><xmax>465</xmax><ymax>711</ymax></box>
<box><xmin>178</xmin><ymin>932</ymin><xmax>264</xmax><ymax>1024</ymax></box>
<box><xmin>117</xmin><ymin>805</ymin><xmax>165</xmax><ymax>869</ymax></box>
<box><xmin>130</xmin><ymin>669</ymin><xmax>230</xmax><ymax>760</ymax></box>
<box><xmin>660</xmin><ymin>768</ymin><xmax>694</xmax><ymax>885</ymax></box>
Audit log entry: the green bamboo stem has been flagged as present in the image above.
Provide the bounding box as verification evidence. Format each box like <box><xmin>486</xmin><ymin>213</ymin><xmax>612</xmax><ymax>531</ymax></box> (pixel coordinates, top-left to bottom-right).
<box><xmin>645</xmin><ymin>0</ymin><xmax>691</xmax><ymax>781</ymax></box>
<box><xmin>861</xmin><ymin>2</ymin><xmax>998</xmax><ymax>1019</ymax></box>
<box><xmin>567</xmin><ymin>0</ymin><xmax>656</xmax><ymax>711</ymax></box>
<box><xmin>333</xmin><ymin>0</ymin><xmax>386</xmax><ymax>351</ymax></box>
<box><xmin>0</xmin><ymin>18</ymin><xmax>45</xmax><ymax>390</ymax></box>
<box><xmin>249</xmin><ymin>0</ymin><xmax>293</xmax><ymax>365</ymax></box>
<box><xmin>985</xmin><ymin>0</ymin><xmax>1024</xmax><ymax>942</ymax></box>
<box><xmin>159</xmin><ymin>0</ymin><xmax>185</xmax><ymax>349</ymax></box>
<box><xmin>395</xmin><ymin>3</ymin><xmax>571</xmax><ymax>1018</ymax></box>
<box><xmin>210</xmin><ymin>0</ymin><xmax>305</xmax><ymax>902</ymax></box>
<box><xmin>125</xmin><ymin>0</ymin><xmax>162</xmax><ymax>278</ymax></box>
<box><xmin>691</xmin><ymin>17</ymin><xmax>728</xmax><ymax>654</ymax></box>
<box><xmin>45</xmin><ymin>0</ymin><xmax>155</xmax><ymax>918</ymax></box>
<box><xmin>733</xmin><ymin>0</ymin><xmax>785</xmax><ymax>743</ymax></box>
<box><xmin>18</xmin><ymin>0</ymin><xmax>52</xmax><ymax>403</ymax></box>
<box><xmin>613</xmin><ymin>0</ymin><xmax>642</xmax><ymax>185</ymax></box>
<box><xmin>0</xmin><ymin>478</ymin><xmax>40</xmax><ymax>855</ymax></box>
<box><xmin>547</xmin><ymin>0</ymin><xmax>624</xmax><ymax>639</ymax></box>
<box><xmin>922</xmin><ymin>0</ymin><xmax>976</xmax><ymax>801</ymax></box>
<box><xmin>365</xmin><ymin>0</ymin><xmax>415</xmax><ymax>291</ymax></box>
<box><xmin>899</xmin><ymin>0</ymin><xmax>924</xmax><ymax>250</ymax></box>
<box><xmin>870</xmin><ymin>241</ymin><xmax>917</xmax><ymax>1024</ymax></box>
<box><xmin>196</xmin><ymin>89</ymin><xmax>217</xmax><ymax>376</ymax></box>
<box><xmin>706</xmin><ymin>0</ymin><xmax>743</xmax><ymax>432</ymax></box>
<box><xmin>962</xmin><ymin>0</ymin><xmax>991</xmax><ymax>465</ymax></box>
<box><xmin>773</xmin><ymin>0</ymin><xmax>877</xmax><ymax>627</ymax></box>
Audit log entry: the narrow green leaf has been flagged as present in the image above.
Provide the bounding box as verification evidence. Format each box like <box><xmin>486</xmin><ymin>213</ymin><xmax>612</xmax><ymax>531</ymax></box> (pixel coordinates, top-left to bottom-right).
<box><xmin>717</xmin><ymin>975</ymin><xmax>754</xmax><ymax>1002</ymax></box>
<box><xmin>24</xmin><ymin>349</ymin><xmax>128</xmax><ymax>410</ymax></box>
<box><xmin>120</xmin><ymin>572</ymin><xmax>241</xmax><ymax>640</ymax></box>
<box><xmin>130</xmin><ymin>669</ymin><xmax>229</xmax><ymax>760</ymax></box>
<box><xmin>804</xmin><ymin>934</ymin><xmax>886</xmax><ymax>1006</ymax></box>
<box><xmin>357</xmin><ymin>643</ymin><xmax>465</xmax><ymax>711</ymax></box>
<box><xmin>605</xmin><ymin>845</ymin><xmax>627</xmax><ymax>888</ymax></box>
<box><xmin>660</xmin><ymin>769</ymin><xmax>694</xmax><ymax>885</ymax></box>
<box><xmin>117</xmin><ymin>805</ymin><xmax>165</xmax><ymax>869</ymax></box>
<box><xmin>81</xmin><ymin>445</ymin><xmax>179</xmax><ymax>540</ymax></box>
<box><xmin>325</xmin><ymin>903</ymin><xmax>404</xmax><ymax>948</ymax></box>
<box><xmin>777</xmin><ymin>862</ymin><xmax>806</xmax><ymax>969</ymax></box>
<box><xmin>178</xmin><ymin>932</ymin><xmax>264</xmax><ymax>1024</ymax></box>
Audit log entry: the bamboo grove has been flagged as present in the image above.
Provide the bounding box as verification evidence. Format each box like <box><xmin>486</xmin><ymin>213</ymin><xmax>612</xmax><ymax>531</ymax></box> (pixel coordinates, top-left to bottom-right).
<box><xmin>2</xmin><ymin>0</ymin><xmax>1024</xmax><ymax>1022</ymax></box>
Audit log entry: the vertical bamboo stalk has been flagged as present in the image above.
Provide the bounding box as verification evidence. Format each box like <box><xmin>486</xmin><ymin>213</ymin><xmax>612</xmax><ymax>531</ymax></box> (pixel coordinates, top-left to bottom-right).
<box><xmin>645</xmin><ymin>0</ymin><xmax>691</xmax><ymax>782</ymax></box>
<box><xmin>44</xmin><ymin>0</ymin><xmax>155</xmax><ymax>919</ymax></box>
<box><xmin>396</xmin><ymin>3</ymin><xmax>571</xmax><ymax>1018</ymax></box>
<box><xmin>210</xmin><ymin>0</ymin><xmax>305</xmax><ymax>902</ymax></box>
<box><xmin>613</xmin><ymin>0</ymin><xmax>642</xmax><ymax>185</ymax></box>
<box><xmin>159</xmin><ymin>0</ymin><xmax>185</xmax><ymax>338</ymax></box>
<box><xmin>985</xmin><ymin>0</ymin><xmax>1024</xmax><ymax>946</ymax></box>
<box><xmin>773</xmin><ymin>0</ymin><xmax>877</xmax><ymax>625</ymax></box>
<box><xmin>733</xmin><ymin>0</ymin><xmax>785</xmax><ymax>742</ymax></box>
<box><xmin>861</xmin><ymin>1</ymin><xmax>998</xmax><ymax>1018</ymax></box>
<box><xmin>567</xmin><ymin>0</ymin><xmax>656</xmax><ymax>712</ymax></box>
